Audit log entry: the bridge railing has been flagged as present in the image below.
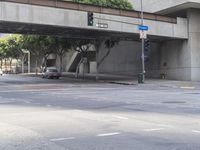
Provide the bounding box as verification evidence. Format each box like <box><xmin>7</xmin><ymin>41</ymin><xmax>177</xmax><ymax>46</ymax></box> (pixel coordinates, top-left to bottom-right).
<box><xmin>1</xmin><ymin>0</ymin><xmax>177</xmax><ymax>23</ymax></box>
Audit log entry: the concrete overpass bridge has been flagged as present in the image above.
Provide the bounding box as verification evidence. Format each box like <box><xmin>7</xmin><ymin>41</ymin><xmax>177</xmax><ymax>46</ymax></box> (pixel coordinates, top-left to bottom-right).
<box><xmin>0</xmin><ymin>0</ymin><xmax>188</xmax><ymax>40</ymax></box>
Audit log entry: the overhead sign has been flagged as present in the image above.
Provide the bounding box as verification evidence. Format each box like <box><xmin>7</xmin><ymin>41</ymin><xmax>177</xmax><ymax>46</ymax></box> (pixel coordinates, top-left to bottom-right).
<box><xmin>138</xmin><ymin>25</ymin><xmax>149</xmax><ymax>31</ymax></box>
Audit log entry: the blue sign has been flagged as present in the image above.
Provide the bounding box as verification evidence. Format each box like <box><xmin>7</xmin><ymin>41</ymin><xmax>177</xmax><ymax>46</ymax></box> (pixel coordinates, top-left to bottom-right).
<box><xmin>138</xmin><ymin>25</ymin><xmax>149</xmax><ymax>31</ymax></box>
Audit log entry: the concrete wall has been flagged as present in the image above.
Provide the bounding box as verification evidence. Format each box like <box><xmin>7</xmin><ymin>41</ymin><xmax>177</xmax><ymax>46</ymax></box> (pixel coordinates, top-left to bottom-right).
<box><xmin>158</xmin><ymin>8</ymin><xmax>200</xmax><ymax>81</ymax></box>
<box><xmin>98</xmin><ymin>40</ymin><xmax>160</xmax><ymax>77</ymax></box>
<box><xmin>159</xmin><ymin>40</ymin><xmax>191</xmax><ymax>80</ymax></box>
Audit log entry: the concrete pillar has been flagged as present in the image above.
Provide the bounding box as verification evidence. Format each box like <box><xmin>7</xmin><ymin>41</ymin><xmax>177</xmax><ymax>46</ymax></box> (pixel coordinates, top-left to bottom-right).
<box><xmin>187</xmin><ymin>9</ymin><xmax>200</xmax><ymax>81</ymax></box>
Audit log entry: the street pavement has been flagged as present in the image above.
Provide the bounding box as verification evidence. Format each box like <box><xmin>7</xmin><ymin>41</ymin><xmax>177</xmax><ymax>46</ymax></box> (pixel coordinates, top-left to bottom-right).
<box><xmin>1</xmin><ymin>74</ymin><xmax>200</xmax><ymax>150</ymax></box>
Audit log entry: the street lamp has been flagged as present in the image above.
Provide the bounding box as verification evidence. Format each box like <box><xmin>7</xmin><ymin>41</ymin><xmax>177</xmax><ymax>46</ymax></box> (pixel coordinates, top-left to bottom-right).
<box><xmin>140</xmin><ymin>0</ymin><xmax>145</xmax><ymax>83</ymax></box>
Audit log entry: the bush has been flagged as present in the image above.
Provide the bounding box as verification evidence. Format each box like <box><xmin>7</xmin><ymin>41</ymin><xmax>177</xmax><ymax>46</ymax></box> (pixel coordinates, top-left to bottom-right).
<box><xmin>72</xmin><ymin>0</ymin><xmax>133</xmax><ymax>10</ymax></box>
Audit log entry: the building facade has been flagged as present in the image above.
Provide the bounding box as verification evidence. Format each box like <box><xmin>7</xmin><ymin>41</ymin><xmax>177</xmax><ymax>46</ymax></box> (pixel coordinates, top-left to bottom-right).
<box><xmin>98</xmin><ymin>0</ymin><xmax>200</xmax><ymax>81</ymax></box>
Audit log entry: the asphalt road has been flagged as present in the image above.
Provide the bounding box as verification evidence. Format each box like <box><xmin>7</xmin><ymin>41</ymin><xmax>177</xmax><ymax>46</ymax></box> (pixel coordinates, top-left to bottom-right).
<box><xmin>1</xmin><ymin>74</ymin><xmax>200</xmax><ymax>150</ymax></box>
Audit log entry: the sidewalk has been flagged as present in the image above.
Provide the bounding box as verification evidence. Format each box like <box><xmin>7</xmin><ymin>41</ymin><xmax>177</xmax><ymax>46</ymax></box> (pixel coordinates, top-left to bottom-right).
<box><xmin>61</xmin><ymin>72</ymin><xmax>200</xmax><ymax>89</ymax></box>
<box><xmin>22</xmin><ymin>72</ymin><xmax>200</xmax><ymax>89</ymax></box>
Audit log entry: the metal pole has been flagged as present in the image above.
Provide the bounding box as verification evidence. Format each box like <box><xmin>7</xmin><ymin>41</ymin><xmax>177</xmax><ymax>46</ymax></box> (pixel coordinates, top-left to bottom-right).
<box><xmin>140</xmin><ymin>0</ymin><xmax>145</xmax><ymax>83</ymax></box>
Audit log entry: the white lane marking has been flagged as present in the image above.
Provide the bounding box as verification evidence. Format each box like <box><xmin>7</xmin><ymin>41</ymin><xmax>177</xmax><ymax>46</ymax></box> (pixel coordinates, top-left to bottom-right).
<box><xmin>113</xmin><ymin>115</ymin><xmax>129</xmax><ymax>120</ymax></box>
<box><xmin>180</xmin><ymin>86</ymin><xmax>195</xmax><ymax>89</ymax></box>
<box><xmin>22</xmin><ymin>100</ymin><xmax>31</xmax><ymax>104</ymax></box>
<box><xmin>0</xmin><ymin>101</ymin><xmax>14</xmax><ymax>104</ymax></box>
<box><xmin>143</xmin><ymin>128</ymin><xmax>165</xmax><ymax>132</ymax></box>
<box><xmin>0</xmin><ymin>88</ymin><xmax>69</xmax><ymax>93</ymax></box>
<box><xmin>50</xmin><ymin>137</ymin><xmax>75</xmax><ymax>142</ymax></box>
<box><xmin>97</xmin><ymin>132</ymin><xmax>121</xmax><ymax>137</ymax></box>
<box><xmin>157</xmin><ymin>124</ymin><xmax>173</xmax><ymax>128</ymax></box>
<box><xmin>192</xmin><ymin>130</ymin><xmax>200</xmax><ymax>133</ymax></box>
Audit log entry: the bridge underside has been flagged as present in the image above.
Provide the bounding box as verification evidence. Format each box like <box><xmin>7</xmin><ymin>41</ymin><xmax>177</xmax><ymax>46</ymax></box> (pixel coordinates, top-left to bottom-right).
<box><xmin>0</xmin><ymin>21</ymin><xmax>179</xmax><ymax>42</ymax></box>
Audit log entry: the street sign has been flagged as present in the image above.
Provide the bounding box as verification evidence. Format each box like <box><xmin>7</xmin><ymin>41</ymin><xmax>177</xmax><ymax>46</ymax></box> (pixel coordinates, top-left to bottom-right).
<box><xmin>140</xmin><ymin>30</ymin><xmax>147</xmax><ymax>39</ymax></box>
<box><xmin>138</xmin><ymin>25</ymin><xmax>149</xmax><ymax>31</ymax></box>
<box><xmin>96</xmin><ymin>23</ymin><xmax>108</xmax><ymax>28</ymax></box>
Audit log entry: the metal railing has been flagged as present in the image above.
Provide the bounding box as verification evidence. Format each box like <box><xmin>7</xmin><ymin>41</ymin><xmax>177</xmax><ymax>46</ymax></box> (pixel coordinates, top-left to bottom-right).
<box><xmin>1</xmin><ymin>0</ymin><xmax>177</xmax><ymax>23</ymax></box>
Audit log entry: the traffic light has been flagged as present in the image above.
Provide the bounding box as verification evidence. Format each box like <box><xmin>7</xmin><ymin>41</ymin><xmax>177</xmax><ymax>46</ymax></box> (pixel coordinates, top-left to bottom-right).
<box><xmin>144</xmin><ymin>39</ymin><xmax>150</xmax><ymax>52</ymax></box>
<box><xmin>144</xmin><ymin>39</ymin><xmax>150</xmax><ymax>62</ymax></box>
<box><xmin>88</xmin><ymin>12</ymin><xmax>94</xmax><ymax>26</ymax></box>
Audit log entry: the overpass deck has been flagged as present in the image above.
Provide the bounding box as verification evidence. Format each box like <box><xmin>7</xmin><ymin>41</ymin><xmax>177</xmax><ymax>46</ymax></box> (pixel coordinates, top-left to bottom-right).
<box><xmin>0</xmin><ymin>0</ymin><xmax>188</xmax><ymax>39</ymax></box>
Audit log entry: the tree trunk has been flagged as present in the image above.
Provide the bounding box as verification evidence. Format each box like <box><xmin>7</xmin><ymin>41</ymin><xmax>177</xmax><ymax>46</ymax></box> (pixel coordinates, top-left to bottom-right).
<box><xmin>9</xmin><ymin>59</ymin><xmax>12</xmax><ymax>73</ymax></box>
<box><xmin>95</xmin><ymin>40</ymin><xmax>102</xmax><ymax>80</ymax></box>
<box><xmin>21</xmin><ymin>57</ymin><xmax>24</xmax><ymax>74</ymax></box>
<box><xmin>44</xmin><ymin>54</ymin><xmax>49</xmax><ymax>69</ymax></box>
<box><xmin>5</xmin><ymin>59</ymin><xmax>7</xmax><ymax>73</ymax></box>
<box><xmin>15</xmin><ymin>59</ymin><xmax>19</xmax><ymax>74</ymax></box>
<box><xmin>0</xmin><ymin>59</ymin><xmax>2</xmax><ymax>70</ymax></box>
<box><xmin>35</xmin><ymin>59</ymin><xmax>38</xmax><ymax>75</ymax></box>
<box><xmin>75</xmin><ymin>53</ymin><xmax>83</xmax><ymax>78</ymax></box>
<box><xmin>59</xmin><ymin>55</ymin><xmax>63</xmax><ymax>73</ymax></box>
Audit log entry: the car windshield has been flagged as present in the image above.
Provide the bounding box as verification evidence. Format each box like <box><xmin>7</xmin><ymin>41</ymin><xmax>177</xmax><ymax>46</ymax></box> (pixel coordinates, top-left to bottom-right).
<box><xmin>48</xmin><ymin>69</ymin><xmax>58</xmax><ymax>73</ymax></box>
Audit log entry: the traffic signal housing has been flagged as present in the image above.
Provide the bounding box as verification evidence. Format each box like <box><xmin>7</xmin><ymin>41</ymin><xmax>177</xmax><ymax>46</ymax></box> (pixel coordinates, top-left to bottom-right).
<box><xmin>144</xmin><ymin>39</ymin><xmax>150</xmax><ymax>52</ymax></box>
<box><xmin>144</xmin><ymin>39</ymin><xmax>150</xmax><ymax>62</ymax></box>
<box><xmin>88</xmin><ymin>12</ymin><xmax>94</xmax><ymax>26</ymax></box>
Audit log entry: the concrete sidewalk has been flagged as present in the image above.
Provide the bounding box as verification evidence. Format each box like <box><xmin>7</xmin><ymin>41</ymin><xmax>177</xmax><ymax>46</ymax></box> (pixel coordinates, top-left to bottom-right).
<box><xmin>61</xmin><ymin>72</ymin><xmax>200</xmax><ymax>90</ymax></box>
<box><xmin>22</xmin><ymin>72</ymin><xmax>200</xmax><ymax>89</ymax></box>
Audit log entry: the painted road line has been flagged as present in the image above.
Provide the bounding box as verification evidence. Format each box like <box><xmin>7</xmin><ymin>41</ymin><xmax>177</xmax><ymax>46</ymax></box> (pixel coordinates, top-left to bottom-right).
<box><xmin>22</xmin><ymin>100</ymin><xmax>31</xmax><ymax>104</ymax></box>
<box><xmin>113</xmin><ymin>115</ymin><xmax>129</xmax><ymax>120</ymax></box>
<box><xmin>0</xmin><ymin>88</ymin><xmax>69</xmax><ymax>93</ymax></box>
<box><xmin>97</xmin><ymin>132</ymin><xmax>121</xmax><ymax>137</ymax></box>
<box><xmin>143</xmin><ymin>128</ymin><xmax>165</xmax><ymax>132</ymax></box>
<box><xmin>50</xmin><ymin>137</ymin><xmax>75</xmax><ymax>142</ymax></box>
<box><xmin>192</xmin><ymin>130</ymin><xmax>200</xmax><ymax>133</ymax></box>
<box><xmin>180</xmin><ymin>86</ymin><xmax>195</xmax><ymax>89</ymax></box>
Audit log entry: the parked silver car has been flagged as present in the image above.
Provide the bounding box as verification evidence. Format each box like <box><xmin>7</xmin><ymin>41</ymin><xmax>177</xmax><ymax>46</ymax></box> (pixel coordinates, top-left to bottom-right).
<box><xmin>42</xmin><ymin>68</ymin><xmax>61</xmax><ymax>79</ymax></box>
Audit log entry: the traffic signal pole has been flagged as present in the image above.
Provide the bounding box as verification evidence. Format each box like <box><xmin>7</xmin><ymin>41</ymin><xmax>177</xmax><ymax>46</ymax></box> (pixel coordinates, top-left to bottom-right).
<box><xmin>140</xmin><ymin>0</ymin><xmax>145</xmax><ymax>83</ymax></box>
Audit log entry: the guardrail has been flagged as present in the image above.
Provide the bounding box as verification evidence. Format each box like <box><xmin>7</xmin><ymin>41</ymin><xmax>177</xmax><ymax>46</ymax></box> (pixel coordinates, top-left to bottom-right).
<box><xmin>1</xmin><ymin>0</ymin><xmax>177</xmax><ymax>23</ymax></box>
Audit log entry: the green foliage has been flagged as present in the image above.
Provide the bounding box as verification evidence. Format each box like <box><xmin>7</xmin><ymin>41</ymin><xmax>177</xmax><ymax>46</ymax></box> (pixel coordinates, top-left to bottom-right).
<box><xmin>0</xmin><ymin>36</ymin><xmax>19</xmax><ymax>59</ymax></box>
<box><xmin>72</xmin><ymin>0</ymin><xmax>133</xmax><ymax>10</ymax></box>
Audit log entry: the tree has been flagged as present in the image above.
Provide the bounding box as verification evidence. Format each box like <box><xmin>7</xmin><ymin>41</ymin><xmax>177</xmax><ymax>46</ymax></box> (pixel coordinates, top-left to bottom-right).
<box><xmin>51</xmin><ymin>37</ymin><xmax>72</xmax><ymax>72</ymax></box>
<box><xmin>22</xmin><ymin>35</ymin><xmax>54</xmax><ymax>72</ymax></box>
<box><xmin>21</xmin><ymin>35</ymin><xmax>44</xmax><ymax>74</ymax></box>
<box><xmin>72</xmin><ymin>0</ymin><xmax>133</xmax><ymax>10</ymax></box>
<box><xmin>94</xmin><ymin>38</ymin><xmax>119</xmax><ymax>80</ymax></box>
<box><xmin>71</xmin><ymin>39</ymin><xmax>93</xmax><ymax>78</ymax></box>
<box><xmin>97</xmin><ymin>39</ymin><xmax>119</xmax><ymax>69</ymax></box>
<box><xmin>0</xmin><ymin>36</ymin><xmax>21</xmax><ymax>72</ymax></box>
<box><xmin>0</xmin><ymin>40</ymin><xmax>7</xmax><ymax>70</ymax></box>
<box><xmin>39</xmin><ymin>36</ymin><xmax>55</xmax><ymax>69</ymax></box>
